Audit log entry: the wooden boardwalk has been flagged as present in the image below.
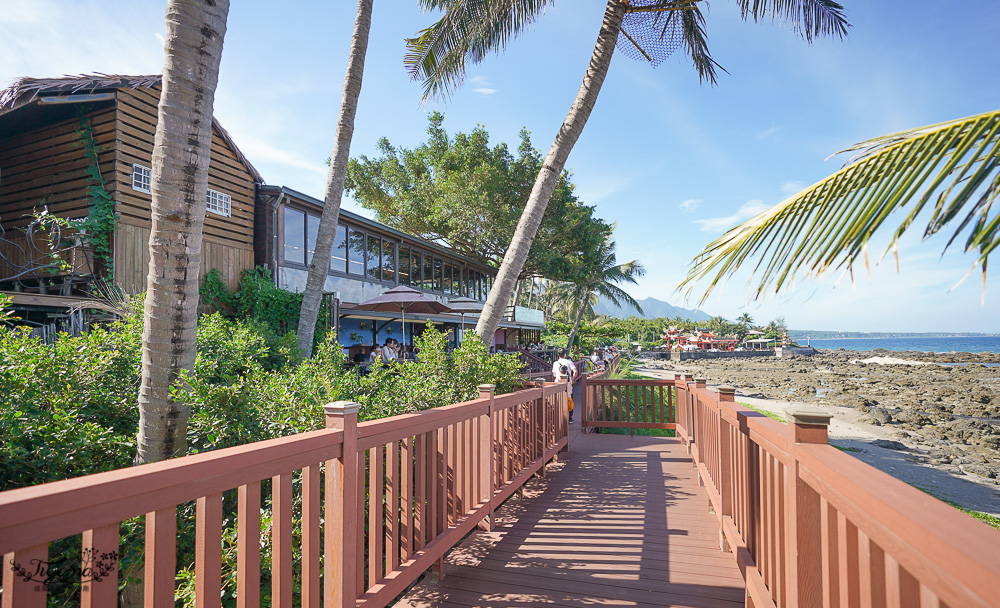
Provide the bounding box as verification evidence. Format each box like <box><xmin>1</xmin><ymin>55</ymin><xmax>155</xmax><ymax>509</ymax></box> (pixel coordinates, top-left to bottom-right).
<box><xmin>395</xmin><ymin>429</ymin><xmax>746</xmax><ymax>608</ymax></box>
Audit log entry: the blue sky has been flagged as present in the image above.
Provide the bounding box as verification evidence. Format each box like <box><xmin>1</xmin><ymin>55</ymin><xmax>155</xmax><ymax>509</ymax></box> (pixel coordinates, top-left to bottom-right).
<box><xmin>1</xmin><ymin>0</ymin><xmax>997</xmax><ymax>332</ymax></box>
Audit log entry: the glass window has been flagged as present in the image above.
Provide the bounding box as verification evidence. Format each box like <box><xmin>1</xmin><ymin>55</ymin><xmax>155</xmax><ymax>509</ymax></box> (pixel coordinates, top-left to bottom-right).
<box><xmin>306</xmin><ymin>214</ymin><xmax>319</xmax><ymax>264</ymax></box>
<box><xmin>283</xmin><ymin>207</ymin><xmax>305</xmax><ymax>265</ymax></box>
<box><xmin>476</xmin><ymin>272</ymin><xmax>483</xmax><ymax>300</ymax></box>
<box><xmin>331</xmin><ymin>224</ymin><xmax>347</xmax><ymax>273</ymax></box>
<box><xmin>422</xmin><ymin>253</ymin><xmax>432</xmax><ymax>291</ymax></box>
<box><xmin>383</xmin><ymin>241</ymin><xmax>395</xmax><ymax>283</ymax></box>
<box><xmin>367</xmin><ymin>235</ymin><xmax>381</xmax><ymax>281</ymax></box>
<box><xmin>443</xmin><ymin>262</ymin><xmax>453</xmax><ymax>294</ymax></box>
<box><xmin>433</xmin><ymin>258</ymin><xmax>443</xmax><ymax>292</ymax></box>
<box><xmin>132</xmin><ymin>164</ymin><xmax>152</xmax><ymax>194</ymax></box>
<box><xmin>206</xmin><ymin>189</ymin><xmax>232</xmax><ymax>217</ymax></box>
<box><xmin>348</xmin><ymin>228</ymin><xmax>365</xmax><ymax>276</ymax></box>
<box><xmin>399</xmin><ymin>246</ymin><xmax>410</xmax><ymax>284</ymax></box>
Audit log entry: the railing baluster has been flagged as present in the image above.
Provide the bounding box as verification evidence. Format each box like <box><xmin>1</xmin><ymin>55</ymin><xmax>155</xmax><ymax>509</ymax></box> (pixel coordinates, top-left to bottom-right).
<box><xmin>3</xmin><ymin>544</ymin><xmax>48</xmax><ymax>608</ymax></box>
<box><xmin>368</xmin><ymin>444</ymin><xmax>383</xmax><ymax>586</ymax></box>
<box><xmin>356</xmin><ymin>449</ymin><xmax>366</xmax><ymax>593</ymax></box>
<box><xmin>401</xmin><ymin>435</ymin><xmax>412</xmax><ymax>562</ymax></box>
<box><xmin>237</xmin><ymin>483</ymin><xmax>260</xmax><ymax>608</ymax></box>
<box><xmin>195</xmin><ymin>494</ymin><xmax>222</xmax><ymax>608</ymax></box>
<box><xmin>271</xmin><ymin>472</ymin><xmax>293</xmax><ymax>608</ymax></box>
<box><xmin>147</xmin><ymin>506</ymin><xmax>177</xmax><ymax>608</ymax></box>
<box><xmin>301</xmin><ymin>465</ymin><xmax>320</xmax><ymax>608</ymax></box>
<box><xmin>82</xmin><ymin>523</ymin><xmax>118</xmax><ymax>608</ymax></box>
<box><xmin>386</xmin><ymin>440</ymin><xmax>398</xmax><ymax>574</ymax></box>
<box><xmin>414</xmin><ymin>432</ymin><xmax>426</xmax><ymax>552</ymax></box>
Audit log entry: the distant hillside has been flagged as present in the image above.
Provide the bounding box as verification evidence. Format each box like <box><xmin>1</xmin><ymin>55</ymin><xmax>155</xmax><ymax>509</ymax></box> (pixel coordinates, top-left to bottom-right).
<box><xmin>594</xmin><ymin>295</ymin><xmax>712</xmax><ymax>322</ymax></box>
<box><xmin>789</xmin><ymin>330</ymin><xmax>999</xmax><ymax>340</ymax></box>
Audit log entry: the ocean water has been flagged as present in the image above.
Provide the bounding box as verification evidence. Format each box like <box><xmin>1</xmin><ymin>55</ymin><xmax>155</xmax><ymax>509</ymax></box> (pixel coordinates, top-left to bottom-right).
<box><xmin>805</xmin><ymin>336</ymin><xmax>1000</xmax><ymax>354</ymax></box>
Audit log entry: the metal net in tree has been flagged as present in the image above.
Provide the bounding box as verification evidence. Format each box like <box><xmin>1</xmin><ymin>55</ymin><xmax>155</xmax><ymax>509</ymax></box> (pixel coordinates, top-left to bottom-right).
<box><xmin>616</xmin><ymin>0</ymin><xmax>694</xmax><ymax>67</ymax></box>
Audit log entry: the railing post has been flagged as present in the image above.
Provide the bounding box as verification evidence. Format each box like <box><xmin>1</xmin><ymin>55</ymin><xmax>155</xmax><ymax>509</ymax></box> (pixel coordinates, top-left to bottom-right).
<box><xmin>324</xmin><ymin>401</ymin><xmax>359</xmax><ymax>608</ymax></box>
<box><xmin>533</xmin><ymin>380</ymin><xmax>546</xmax><ymax>476</ymax></box>
<box><xmin>716</xmin><ymin>386</ymin><xmax>736</xmax><ymax>552</ymax></box>
<box><xmin>559</xmin><ymin>380</ymin><xmax>570</xmax><ymax>455</ymax></box>
<box><xmin>783</xmin><ymin>405</ymin><xmax>834</xmax><ymax>608</ymax></box>
<box><xmin>579</xmin><ymin>372</ymin><xmax>589</xmax><ymax>432</ymax></box>
<box><xmin>478</xmin><ymin>384</ymin><xmax>495</xmax><ymax>531</ymax></box>
<box><xmin>684</xmin><ymin>374</ymin><xmax>696</xmax><ymax>454</ymax></box>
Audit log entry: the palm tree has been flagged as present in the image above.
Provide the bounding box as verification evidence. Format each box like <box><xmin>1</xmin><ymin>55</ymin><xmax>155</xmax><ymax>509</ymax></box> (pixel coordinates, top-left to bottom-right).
<box><xmin>556</xmin><ymin>239</ymin><xmax>645</xmax><ymax>353</ymax></box>
<box><xmin>406</xmin><ymin>0</ymin><xmax>849</xmax><ymax>344</ymax></box>
<box><xmin>737</xmin><ymin>312</ymin><xmax>754</xmax><ymax>330</ymax></box>
<box><xmin>680</xmin><ymin>109</ymin><xmax>1000</xmax><ymax>305</ymax></box>
<box><xmin>296</xmin><ymin>0</ymin><xmax>373</xmax><ymax>357</ymax></box>
<box><xmin>136</xmin><ymin>0</ymin><xmax>230</xmax><ymax>465</ymax></box>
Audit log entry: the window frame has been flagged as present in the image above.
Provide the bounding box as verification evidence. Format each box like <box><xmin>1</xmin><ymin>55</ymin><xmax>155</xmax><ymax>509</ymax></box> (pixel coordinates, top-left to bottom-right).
<box><xmin>132</xmin><ymin>164</ymin><xmax>152</xmax><ymax>194</ymax></box>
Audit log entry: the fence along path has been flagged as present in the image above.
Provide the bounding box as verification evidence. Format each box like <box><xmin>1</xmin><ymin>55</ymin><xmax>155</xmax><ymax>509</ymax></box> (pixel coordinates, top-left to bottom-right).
<box><xmin>0</xmin><ymin>382</ymin><xmax>569</xmax><ymax>608</ymax></box>
<box><xmin>668</xmin><ymin>374</ymin><xmax>1000</xmax><ymax>608</ymax></box>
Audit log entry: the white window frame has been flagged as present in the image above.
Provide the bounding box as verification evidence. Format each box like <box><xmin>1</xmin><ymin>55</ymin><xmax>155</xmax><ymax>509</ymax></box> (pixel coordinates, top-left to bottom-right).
<box><xmin>206</xmin><ymin>188</ymin><xmax>232</xmax><ymax>217</ymax></box>
<box><xmin>132</xmin><ymin>164</ymin><xmax>152</xmax><ymax>194</ymax></box>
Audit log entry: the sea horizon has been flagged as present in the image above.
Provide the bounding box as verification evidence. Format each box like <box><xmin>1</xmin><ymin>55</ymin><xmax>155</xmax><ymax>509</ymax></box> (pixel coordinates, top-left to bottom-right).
<box><xmin>808</xmin><ymin>335</ymin><xmax>1000</xmax><ymax>354</ymax></box>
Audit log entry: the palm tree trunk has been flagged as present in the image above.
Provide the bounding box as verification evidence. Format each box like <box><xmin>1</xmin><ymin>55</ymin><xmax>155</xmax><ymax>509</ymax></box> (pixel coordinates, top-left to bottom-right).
<box><xmin>566</xmin><ymin>301</ymin><xmax>587</xmax><ymax>355</ymax></box>
<box><xmin>135</xmin><ymin>0</ymin><xmax>230</xmax><ymax>466</ymax></box>
<box><xmin>474</xmin><ymin>0</ymin><xmax>624</xmax><ymax>342</ymax></box>
<box><xmin>296</xmin><ymin>0</ymin><xmax>373</xmax><ymax>357</ymax></box>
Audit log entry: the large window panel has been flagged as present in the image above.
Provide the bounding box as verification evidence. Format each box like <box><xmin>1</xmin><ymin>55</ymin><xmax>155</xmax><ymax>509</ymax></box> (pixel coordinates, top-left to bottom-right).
<box><xmin>383</xmin><ymin>241</ymin><xmax>396</xmax><ymax>283</ymax></box>
<box><xmin>443</xmin><ymin>262</ymin><xmax>453</xmax><ymax>295</ymax></box>
<box><xmin>306</xmin><ymin>214</ymin><xmax>319</xmax><ymax>263</ymax></box>
<box><xmin>433</xmin><ymin>257</ymin><xmax>443</xmax><ymax>292</ymax></box>
<box><xmin>331</xmin><ymin>224</ymin><xmax>347</xmax><ymax>274</ymax></box>
<box><xmin>399</xmin><ymin>245</ymin><xmax>410</xmax><ymax>285</ymax></box>
<box><xmin>283</xmin><ymin>207</ymin><xmax>305</xmax><ymax>265</ymax></box>
<box><xmin>367</xmin><ymin>235</ymin><xmax>381</xmax><ymax>281</ymax></box>
<box><xmin>422</xmin><ymin>253</ymin><xmax>432</xmax><ymax>291</ymax></box>
<box><xmin>348</xmin><ymin>228</ymin><xmax>365</xmax><ymax>276</ymax></box>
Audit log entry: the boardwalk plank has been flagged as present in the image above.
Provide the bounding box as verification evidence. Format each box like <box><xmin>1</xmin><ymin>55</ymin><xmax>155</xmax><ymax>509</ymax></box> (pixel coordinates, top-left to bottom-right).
<box><xmin>394</xmin><ymin>432</ymin><xmax>747</xmax><ymax>608</ymax></box>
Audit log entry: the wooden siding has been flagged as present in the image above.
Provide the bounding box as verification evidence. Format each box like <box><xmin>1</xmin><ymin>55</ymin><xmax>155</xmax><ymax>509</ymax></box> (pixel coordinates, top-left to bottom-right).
<box><xmin>115</xmin><ymin>222</ymin><xmax>254</xmax><ymax>294</ymax></box>
<box><xmin>112</xmin><ymin>87</ymin><xmax>256</xmax><ymax>248</ymax></box>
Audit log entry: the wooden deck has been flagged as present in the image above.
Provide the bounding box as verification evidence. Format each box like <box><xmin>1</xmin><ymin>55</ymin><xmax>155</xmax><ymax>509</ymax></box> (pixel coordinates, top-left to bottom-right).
<box><xmin>396</xmin><ymin>429</ymin><xmax>746</xmax><ymax>608</ymax></box>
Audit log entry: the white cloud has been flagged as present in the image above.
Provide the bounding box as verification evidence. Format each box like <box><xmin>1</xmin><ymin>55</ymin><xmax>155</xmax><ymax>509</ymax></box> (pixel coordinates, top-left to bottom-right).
<box><xmin>780</xmin><ymin>180</ymin><xmax>806</xmax><ymax>195</ymax></box>
<box><xmin>235</xmin><ymin>136</ymin><xmax>329</xmax><ymax>176</ymax></box>
<box><xmin>469</xmin><ymin>75</ymin><xmax>496</xmax><ymax>95</ymax></box>
<box><xmin>679</xmin><ymin>199</ymin><xmax>701</xmax><ymax>213</ymax></box>
<box><xmin>758</xmin><ymin>124</ymin><xmax>783</xmax><ymax>140</ymax></box>
<box><xmin>472</xmin><ymin>87</ymin><xmax>496</xmax><ymax>96</ymax></box>
<box><xmin>694</xmin><ymin>200</ymin><xmax>770</xmax><ymax>233</ymax></box>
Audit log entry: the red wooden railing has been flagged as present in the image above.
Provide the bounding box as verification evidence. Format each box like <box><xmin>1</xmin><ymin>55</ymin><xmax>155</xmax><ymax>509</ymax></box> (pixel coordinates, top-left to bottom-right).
<box><xmin>0</xmin><ymin>382</ymin><xmax>569</xmax><ymax>608</ymax></box>
<box><xmin>597</xmin><ymin>373</ymin><xmax>1000</xmax><ymax>607</ymax></box>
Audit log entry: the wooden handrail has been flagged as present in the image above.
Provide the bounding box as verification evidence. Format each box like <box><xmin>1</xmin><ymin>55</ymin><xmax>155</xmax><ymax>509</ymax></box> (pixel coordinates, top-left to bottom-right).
<box><xmin>0</xmin><ymin>383</ymin><xmax>571</xmax><ymax>608</ymax></box>
<box><xmin>672</xmin><ymin>376</ymin><xmax>1000</xmax><ymax>608</ymax></box>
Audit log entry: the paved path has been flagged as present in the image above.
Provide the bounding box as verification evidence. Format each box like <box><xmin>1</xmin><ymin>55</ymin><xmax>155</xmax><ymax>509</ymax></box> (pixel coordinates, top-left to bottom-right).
<box><xmin>395</xmin><ymin>431</ymin><xmax>746</xmax><ymax>608</ymax></box>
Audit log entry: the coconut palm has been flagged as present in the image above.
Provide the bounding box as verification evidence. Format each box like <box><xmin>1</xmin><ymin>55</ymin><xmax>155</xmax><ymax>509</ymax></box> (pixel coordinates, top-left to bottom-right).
<box><xmin>555</xmin><ymin>239</ymin><xmax>645</xmax><ymax>352</ymax></box>
<box><xmin>680</xmin><ymin>109</ymin><xmax>1000</xmax><ymax>305</ymax></box>
<box><xmin>136</xmin><ymin>0</ymin><xmax>230</xmax><ymax>465</ymax></box>
<box><xmin>296</xmin><ymin>0</ymin><xmax>373</xmax><ymax>357</ymax></box>
<box><xmin>406</xmin><ymin>0</ymin><xmax>849</xmax><ymax>344</ymax></box>
<box><xmin>737</xmin><ymin>312</ymin><xmax>754</xmax><ymax>330</ymax></box>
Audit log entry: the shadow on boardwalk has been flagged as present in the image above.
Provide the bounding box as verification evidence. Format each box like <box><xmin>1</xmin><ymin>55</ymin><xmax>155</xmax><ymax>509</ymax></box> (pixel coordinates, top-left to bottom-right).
<box><xmin>395</xmin><ymin>431</ymin><xmax>746</xmax><ymax>608</ymax></box>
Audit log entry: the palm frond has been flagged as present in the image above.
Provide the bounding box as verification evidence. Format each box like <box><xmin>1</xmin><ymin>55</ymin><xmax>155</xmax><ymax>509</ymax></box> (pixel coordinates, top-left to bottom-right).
<box><xmin>679</xmin><ymin>2</ymin><xmax>725</xmax><ymax>84</ymax></box>
<box><xmin>406</xmin><ymin>0</ymin><xmax>553</xmax><ymax>101</ymax></box>
<box><xmin>735</xmin><ymin>0</ymin><xmax>849</xmax><ymax>42</ymax></box>
<box><xmin>680</xmin><ymin>108</ymin><xmax>1000</xmax><ymax>305</ymax></box>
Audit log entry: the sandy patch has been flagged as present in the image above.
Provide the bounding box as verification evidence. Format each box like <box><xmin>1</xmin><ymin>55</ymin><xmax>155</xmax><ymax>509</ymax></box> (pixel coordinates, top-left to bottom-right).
<box><xmin>851</xmin><ymin>356</ymin><xmax>932</xmax><ymax>366</ymax></box>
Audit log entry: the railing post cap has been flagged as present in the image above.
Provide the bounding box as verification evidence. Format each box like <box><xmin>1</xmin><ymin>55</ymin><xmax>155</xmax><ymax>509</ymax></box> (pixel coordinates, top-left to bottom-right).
<box><xmin>784</xmin><ymin>406</ymin><xmax>833</xmax><ymax>426</ymax></box>
<box><xmin>477</xmin><ymin>383</ymin><xmax>496</xmax><ymax>392</ymax></box>
<box><xmin>694</xmin><ymin>376</ymin><xmax>707</xmax><ymax>384</ymax></box>
<box><xmin>324</xmin><ymin>401</ymin><xmax>360</xmax><ymax>416</ymax></box>
<box><xmin>716</xmin><ymin>385</ymin><xmax>736</xmax><ymax>395</ymax></box>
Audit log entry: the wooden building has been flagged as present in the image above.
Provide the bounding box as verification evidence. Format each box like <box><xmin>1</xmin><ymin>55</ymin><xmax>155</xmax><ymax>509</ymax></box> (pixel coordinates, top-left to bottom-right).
<box><xmin>0</xmin><ymin>75</ymin><xmax>261</xmax><ymax>309</ymax></box>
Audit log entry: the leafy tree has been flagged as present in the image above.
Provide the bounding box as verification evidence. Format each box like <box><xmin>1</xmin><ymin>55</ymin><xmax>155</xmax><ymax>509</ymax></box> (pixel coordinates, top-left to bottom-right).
<box><xmin>345</xmin><ymin>113</ymin><xmax>612</xmax><ymax>281</ymax></box>
<box><xmin>737</xmin><ymin>313</ymin><xmax>754</xmax><ymax>332</ymax></box>
<box><xmin>405</xmin><ymin>0</ymin><xmax>849</xmax><ymax>344</ymax></box>
<box><xmin>681</xmin><ymin>109</ymin><xmax>1000</xmax><ymax>304</ymax></box>
<box><xmin>138</xmin><ymin>0</ymin><xmax>230</xmax><ymax>465</ymax></box>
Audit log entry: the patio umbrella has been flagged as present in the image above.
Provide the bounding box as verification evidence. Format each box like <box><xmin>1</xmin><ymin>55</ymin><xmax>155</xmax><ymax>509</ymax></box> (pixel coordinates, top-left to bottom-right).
<box><xmin>352</xmin><ymin>285</ymin><xmax>451</xmax><ymax>351</ymax></box>
<box><xmin>446</xmin><ymin>297</ymin><xmax>484</xmax><ymax>339</ymax></box>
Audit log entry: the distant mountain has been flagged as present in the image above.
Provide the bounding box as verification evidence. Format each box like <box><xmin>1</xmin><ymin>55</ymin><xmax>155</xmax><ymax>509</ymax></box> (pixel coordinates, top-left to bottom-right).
<box><xmin>789</xmin><ymin>330</ymin><xmax>999</xmax><ymax>340</ymax></box>
<box><xmin>594</xmin><ymin>295</ymin><xmax>712</xmax><ymax>322</ymax></box>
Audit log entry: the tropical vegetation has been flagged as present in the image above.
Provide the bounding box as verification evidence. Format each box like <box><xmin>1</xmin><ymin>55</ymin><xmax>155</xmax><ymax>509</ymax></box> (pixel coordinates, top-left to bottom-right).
<box><xmin>681</xmin><ymin>109</ymin><xmax>1000</xmax><ymax>305</ymax></box>
<box><xmin>405</xmin><ymin>0</ymin><xmax>850</xmax><ymax>346</ymax></box>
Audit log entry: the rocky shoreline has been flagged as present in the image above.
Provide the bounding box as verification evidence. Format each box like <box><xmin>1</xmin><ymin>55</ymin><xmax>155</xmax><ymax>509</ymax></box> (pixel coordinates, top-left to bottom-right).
<box><xmin>634</xmin><ymin>348</ymin><xmax>1000</xmax><ymax>515</ymax></box>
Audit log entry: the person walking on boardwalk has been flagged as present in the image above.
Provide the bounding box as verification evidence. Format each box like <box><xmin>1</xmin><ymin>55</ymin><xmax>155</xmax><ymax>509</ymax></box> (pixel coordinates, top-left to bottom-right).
<box><xmin>552</xmin><ymin>348</ymin><xmax>577</xmax><ymax>422</ymax></box>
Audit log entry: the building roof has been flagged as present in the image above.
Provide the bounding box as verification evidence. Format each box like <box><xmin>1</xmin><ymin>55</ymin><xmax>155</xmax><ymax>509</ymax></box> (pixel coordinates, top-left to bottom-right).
<box><xmin>0</xmin><ymin>74</ymin><xmax>263</xmax><ymax>183</ymax></box>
